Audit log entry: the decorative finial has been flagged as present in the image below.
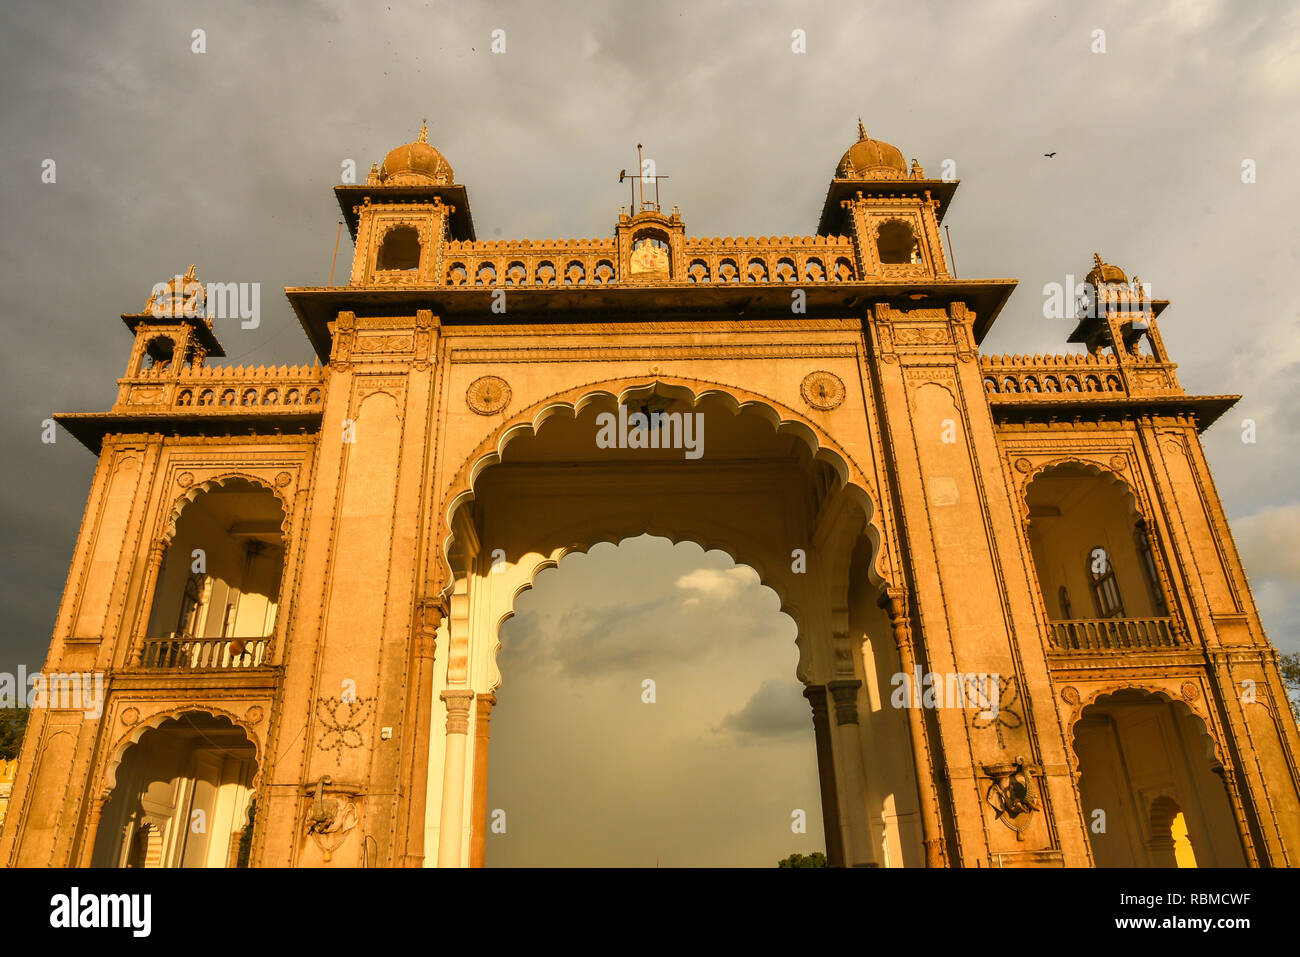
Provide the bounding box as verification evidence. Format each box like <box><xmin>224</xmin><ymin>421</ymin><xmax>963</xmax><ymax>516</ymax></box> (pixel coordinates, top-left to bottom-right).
<box><xmin>417</xmin><ymin>119</ymin><xmax>428</xmax><ymax>144</ymax></box>
<box><xmin>857</xmin><ymin>118</ymin><xmax>867</xmax><ymax>141</ymax></box>
<box><xmin>1093</xmin><ymin>252</ymin><xmax>1104</xmax><ymax>269</ymax></box>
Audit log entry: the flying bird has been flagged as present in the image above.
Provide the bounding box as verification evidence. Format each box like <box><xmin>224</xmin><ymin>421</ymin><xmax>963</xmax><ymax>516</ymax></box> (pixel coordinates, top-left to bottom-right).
<box><xmin>619</xmin><ymin>169</ymin><xmax>627</xmax><ymax>182</ymax></box>
<box><xmin>1044</xmin><ymin>152</ymin><xmax>1057</xmax><ymax>158</ymax></box>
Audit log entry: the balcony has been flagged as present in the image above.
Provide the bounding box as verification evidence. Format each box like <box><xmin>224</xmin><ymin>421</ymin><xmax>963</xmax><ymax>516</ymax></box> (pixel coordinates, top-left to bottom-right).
<box><xmin>1048</xmin><ymin>616</ymin><xmax>1190</xmax><ymax>654</ymax></box>
<box><xmin>139</xmin><ymin>635</ymin><xmax>271</xmax><ymax>670</ymax></box>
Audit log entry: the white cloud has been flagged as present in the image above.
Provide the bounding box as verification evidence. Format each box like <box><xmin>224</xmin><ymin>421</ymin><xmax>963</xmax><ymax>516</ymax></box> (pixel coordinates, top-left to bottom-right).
<box><xmin>675</xmin><ymin>565</ymin><xmax>759</xmax><ymax>604</ymax></box>
<box><xmin>1232</xmin><ymin>502</ymin><xmax>1300</xmax><ymax>583</ymax></box>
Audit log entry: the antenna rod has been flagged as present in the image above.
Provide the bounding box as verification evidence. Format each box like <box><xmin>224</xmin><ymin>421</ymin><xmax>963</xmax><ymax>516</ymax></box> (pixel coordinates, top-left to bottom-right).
<box><xmin>944</xmin><ymin>224</ymin><xmax>957</xmax><ymax>277</ymax></box>
<box><xmin>637</xmin><ymin>143</ymin><xmax>644</xmax><ymax>211</ymax></box>
<box><xmin>329</xmin><ymin>221</ymin><xmax>344</xmax><ymax>286</ymax></box>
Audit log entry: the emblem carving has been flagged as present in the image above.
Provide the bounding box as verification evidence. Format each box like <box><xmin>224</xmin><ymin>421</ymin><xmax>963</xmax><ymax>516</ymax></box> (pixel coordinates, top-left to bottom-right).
<box><xmin>466</xmin><ymin>375</ymin><xmax>511</xmax><ymax>415</ymax></box>
<box><xmin>1014</xmin><ymin>457</ymin><xmax>1032</xmax><ymax>474</ymax></box>
<box><xmin>355</xmin><ymin>334</ymin><xmax>414</xmax><ymax>354</ymax></box>
<box><xmin>1060</xmin><ymin>686</ymin><xmax>1080</xmax><ymax>705</ymax></box>
<box><xmin>894</xmin><ymin>325</ymin><xmax>950</xmax><ymax>345</ymax></box>
<box><xmin>981</xmin><ymin>756</ymin><xmax>1042</xmax><ymax>840</ymax></box>
<box><xmin>120</xmin><ymin>706</ymin><xmax>140</xmax><ymax>726</ymax></box>
<box><xmin>176</xmin><ymin>471</ymin><xmax>194</xmax><ymax>488</ymax></box>
<box><xmin>274</xmin><ymin>471</ymin><xmax>293</xmax><ymax>488</ymax></box>
<box><xmin>1108</xmin><ymin>454</ymin><xmax>1127</xmax><ymax>472</ymax></box>
<box><xmin>1181</xmin><ymin>681</ymin><xmax>1200</xmax><ymax>701</ymax></box>
<box><xmin>303</xmin><ymin>774</ymin><xmax>359</xmax><ymax>863</ymax></box>
<box><xmin>800</xmin><ymin>371</ymin><xmax>845</xmax><ymax>411</ymax></box>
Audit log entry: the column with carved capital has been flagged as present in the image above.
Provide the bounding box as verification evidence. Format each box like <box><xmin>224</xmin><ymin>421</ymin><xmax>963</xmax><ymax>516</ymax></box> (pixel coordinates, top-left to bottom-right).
<box><xmin>803</xmin><ymin>685</ymin><xmax>845</xmax><ymax>867</ymax></box>
<box><xmin>882</xmin><ymin>588</ymin><xmax>947</xmax><ymax>867</ymax></box>
<box><xmin>468</xmin><ymin>693</ymin><xmax>496</xmax><ymax>868</ymax></box>
<box><xmin>827</xmin><ymin>678</ymin><xmax>877</xmax><ymax>866</ymax></box>
<box><xmin>76</xmin><ymin>792</ymin><xmax>112</xmax><ymax>867</ymax></box>
<box><xmin>436</xmin><ymin>689</ymin><xmax>475</xmax><ymax>867</ymax></box>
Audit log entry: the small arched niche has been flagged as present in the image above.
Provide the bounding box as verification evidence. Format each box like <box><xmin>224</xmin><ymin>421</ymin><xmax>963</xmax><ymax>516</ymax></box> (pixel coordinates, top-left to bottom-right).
<box><xmin>377</xmin><ymin>225</ymin><xmax>421</xmax><ymax>271</ymax></box>
<box><xmin>629</xmin><ymin>229</ymin><xmax>671</xmax><ymax>278</ymax></box>
<box><xmin>876</xmin><ymin>221</ymin><xmax>922</xmax><ymax>265</ymax></box>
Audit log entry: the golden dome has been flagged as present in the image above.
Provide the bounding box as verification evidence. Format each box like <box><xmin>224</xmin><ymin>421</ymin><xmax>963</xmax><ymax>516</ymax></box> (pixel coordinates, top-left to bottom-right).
<box><xmin>1086</xmin><ymin>253</ymin><xmax>1128</xmax><ymax>286</ymax></box>
<box><xmin>837</xmin><ymin>119</ymin><xmax>908</xmax><ymax>179</ymax></box>
<box><xmin>379</xmin><ymin>121</ymin><xmax>453</xmax><ymax>186</ymax></box>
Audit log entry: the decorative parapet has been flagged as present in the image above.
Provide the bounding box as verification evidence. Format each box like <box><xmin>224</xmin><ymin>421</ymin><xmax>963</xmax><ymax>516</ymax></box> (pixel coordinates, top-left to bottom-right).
<box><xmin>980</xmin><ymin>352</ymin><xmax>1125</xmax><ymax>396</ymax></box>
<box><xmin>980</xmin><ymin>352</ymin><xmax>1181</xmax><ymax>399</ymax></box>
<box><xmin>436</xmin><ymin>234</ymin><xmax>858</xmax><ymax>287</ymax></box>
<box><xmin>114</xmin><ymin>362</ymin><xmax>326</xmax><ymax>412</ymax></box>
<box><xmin>680</xmin><ymin>235</ymin><xmax>855</xmax><ymax>284</ymax></box>
<box><xmin>443</xmin><ymin>237</ymin><xmax>619</xmax><ymax>287</ymax></box>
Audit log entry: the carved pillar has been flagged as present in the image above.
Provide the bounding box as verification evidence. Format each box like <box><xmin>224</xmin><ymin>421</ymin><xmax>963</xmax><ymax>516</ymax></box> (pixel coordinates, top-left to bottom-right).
<box><xmin>468</xmin><ymin>693</ymin><xmax>496</xmax><ymax>868</ymax></box>
<box><xmin>400</xmin><ymin>598</ymin><xmax>442</xmax><ymax>867</ymax></box>
<box><xmin>129</xmin><ymin>537</ymin><xmax>169</xmax><ymax>659</ymax></box>
<box><xmin>76</xmin><ymin>792</ymin><xmax>111</xmax><ymax>867</ymax></box>
<box><xmin>828</xmin><ymin>678</ymin><xmax>876</xmax><ymax>867</ymax></box>
<box><xmin>436</xmin><ymin>689</ymin><xmax>475</xmax><ymax>867</ymax></box>
<box><xmin>1219</xmin><ymin>765</ymin><xmax>1260</xmax><ymax>868</ymax></box>
<box><xmin>804</xmin><ymin>685</ymin><xmax>844</xmax><ymax>867</ymax></box>
<box><xmin>882</xmin><ymin>588</ymin><xmax>947</xmax><ymax>867</ymax></box>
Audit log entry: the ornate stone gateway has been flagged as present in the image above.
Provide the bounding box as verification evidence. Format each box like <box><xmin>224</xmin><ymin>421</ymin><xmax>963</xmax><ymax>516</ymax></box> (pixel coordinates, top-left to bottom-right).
<box><xmin>3</xmin><ymin>122</ymin><xmax>1298</xmax><ymax>868</ymax></box>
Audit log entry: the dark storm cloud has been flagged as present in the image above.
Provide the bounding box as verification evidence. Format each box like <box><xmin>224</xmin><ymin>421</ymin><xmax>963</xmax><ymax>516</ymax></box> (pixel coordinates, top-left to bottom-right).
<box><xmin>2</xmin><ymin>0</ymin><xmax>1298</xmax><ymax>684</ymax></box>
<box><xmin>716</xmin><ymin>679</ymin><xmax>809</xmax><ymax>740</ymax></box>
<box><xmin>499</xmin><ymin>544</ymin><xmax>792</xmax><ymax>677</ymax></box>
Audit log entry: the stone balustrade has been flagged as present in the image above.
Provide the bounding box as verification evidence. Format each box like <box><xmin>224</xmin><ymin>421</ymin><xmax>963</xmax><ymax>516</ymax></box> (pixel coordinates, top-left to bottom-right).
<box><xmin>138</xmin><ymin>634</ymin><xmax>273</xmax><ymax>669</ymax></box>
<box><xmin>1048</xmin><ymin>616</ymin><xmax>1188</xmax><ymax>653</ymax></box>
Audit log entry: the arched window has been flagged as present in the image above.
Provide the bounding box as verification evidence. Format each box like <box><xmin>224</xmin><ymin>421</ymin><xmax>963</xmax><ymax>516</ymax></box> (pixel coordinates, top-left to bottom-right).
<box><xmin>1089</xmin><ymin>545</ymin><xmax>1125</xmax><ymax>618</ymax></box>
<box><xmin>877</xmin><ymin>221</ymin><xmax>922</xmax><ymax>265</ymax></box>
<box><xmin>145</xmin><ymin>336</ymin><xmax>175</xmax><ymax>371</ymax></box>
<box><xmin>377</xmin><ymin>226</ymin><xmax>421</xmax><ymax>271</ymax></box>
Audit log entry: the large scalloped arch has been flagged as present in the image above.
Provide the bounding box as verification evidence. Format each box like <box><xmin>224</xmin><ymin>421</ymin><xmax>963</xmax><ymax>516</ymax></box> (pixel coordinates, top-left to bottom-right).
<box><xmin>1019</xmin><ymin>457</ymin><xmax>1147</xmax><ymax>527</ymax></box>
<box><xmin>98</xmin><ymin>705</ymin><xmax>263</xmax><ymax>796</ymax></box>
<box><xmin>1067</xmin><ymin>685</ymin><xmax>1226</xmax><ymax>773</ymax></box>
<box><xmin>162</xmin><ymin>472</ymin><xmax>291</xmax><ymax>544</ymax></box>
<box><xmin>435</xmin><ymin>375</ymin><xmax>890</xmax><ymax>601</ymax></box>
<box><xmin>488</xmin><ymin>529</ymin><xmax>811</xmax><ymax>691</ymax></box>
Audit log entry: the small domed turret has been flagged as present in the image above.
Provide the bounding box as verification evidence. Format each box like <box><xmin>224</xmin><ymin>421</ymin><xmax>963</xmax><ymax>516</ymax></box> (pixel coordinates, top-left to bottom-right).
<box><xmin>1086</xmin><ymin>253</ymin><xmax>1128</xmax><ymax>287</ymax></box>
<box><xmin>378</xmin><ymin>121</ymin><xmax>453</xmax><ymax>186</ymax></box>
<box><xmin>836</xmin><ymin>119</ymin><xmax>908</xmax><ymax>180</ymax></box>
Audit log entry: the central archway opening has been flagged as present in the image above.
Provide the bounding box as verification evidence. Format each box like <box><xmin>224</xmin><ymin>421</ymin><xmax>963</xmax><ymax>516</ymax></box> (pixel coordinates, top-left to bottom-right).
<box><xmin>485</xmin><ymin>534</ymin><xmax>822</xmax><ymax>867</ymax></box>
<box><xmin>432</xmin><ymin>381</ymin><xmax>924</xmax><ymax>867</ymax></box>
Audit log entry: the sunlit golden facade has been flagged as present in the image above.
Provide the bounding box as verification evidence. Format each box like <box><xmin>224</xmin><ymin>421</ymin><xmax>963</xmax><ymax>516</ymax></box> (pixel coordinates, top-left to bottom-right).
<box><xmin>3</xmin><ymin>123</ymin><xmax>1298</xmax><ymax>868</ymax></box>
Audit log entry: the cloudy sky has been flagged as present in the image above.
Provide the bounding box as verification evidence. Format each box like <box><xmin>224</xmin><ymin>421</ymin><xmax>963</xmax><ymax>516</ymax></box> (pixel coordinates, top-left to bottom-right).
<box><xmin>1</xmin><ymin>0</ymin><xmax>1297</xmax><ymax>864</ymax></box>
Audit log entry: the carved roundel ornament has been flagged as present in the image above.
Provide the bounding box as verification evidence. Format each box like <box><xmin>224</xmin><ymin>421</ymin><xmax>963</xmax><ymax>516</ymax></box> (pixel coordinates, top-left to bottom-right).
<box><xmin>800</xmin><ymin>371</ymin><xmax>845</xmax><ymax>411</ymax></box>
<box><xmin>466</xmin><ymin>375</ymin><xmax>511</xmax><ymax>415</ymax></box>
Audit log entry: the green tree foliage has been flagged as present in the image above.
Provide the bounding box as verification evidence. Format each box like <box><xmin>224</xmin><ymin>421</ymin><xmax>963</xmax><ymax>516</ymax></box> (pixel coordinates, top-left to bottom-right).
<box><xmin>0</xmin><ymin>707</ymin><xmax>31</xmax><ymax>760</ymax></box>
<box><xmin>777</xmin><ymin>851</ymin><xmax>827</xmax><ymax>868</ymax></box>
<box><xmin>1280</xmin><ymin>651</ymin><xmax>1300</xmax><ymax>723</ymax></box>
